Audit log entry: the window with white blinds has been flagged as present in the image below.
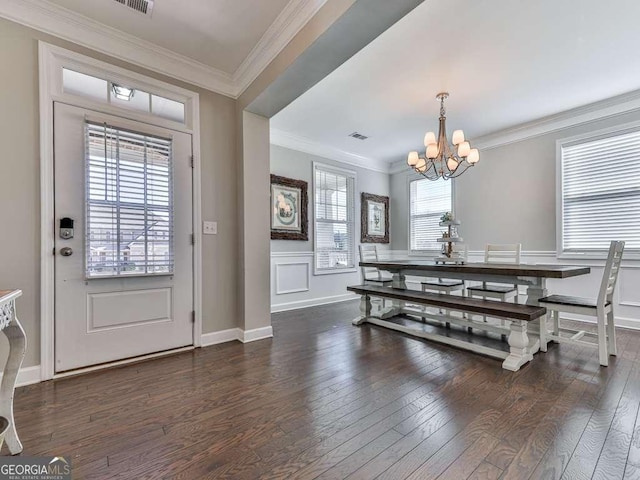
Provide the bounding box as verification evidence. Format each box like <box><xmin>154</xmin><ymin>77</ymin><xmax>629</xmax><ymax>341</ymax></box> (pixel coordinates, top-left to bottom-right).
<box><xmin>410</xmin><ymin>178</ymin><xmax>452</xmax><ymax>252</ymax></box>
<box><xmin>314</xmin><ymin>163</ymin><xmax>356</xmax><ymax>273</ymax></box>
<box><xmin>560</xmin><ymin>128</ymin><xmax>640</xmax><ymax>254</ymax></box>
<box><xmin>85</xmin><ymin>122</ymin><xmax>174</xmax><ymax>277</ymax></box>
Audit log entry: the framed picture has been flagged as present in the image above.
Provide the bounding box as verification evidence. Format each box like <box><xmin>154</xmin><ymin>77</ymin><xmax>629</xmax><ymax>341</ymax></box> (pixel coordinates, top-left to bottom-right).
<box><xmin>270</xmin><ymin>174</ymin><xmax>308</xmax><ymax>241</ymax></box>
<box><xmin>361</xmin><ymin>193</ymin><xmax>389</xmax><ymax>243</ymax></box>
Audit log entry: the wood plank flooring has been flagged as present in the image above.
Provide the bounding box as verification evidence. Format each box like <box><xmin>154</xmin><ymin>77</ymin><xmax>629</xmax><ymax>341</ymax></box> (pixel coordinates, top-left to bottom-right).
<box><xmin>7</xmin><ymin>301</ymin><xmax>640</xmax><ymax>479</ymax></box>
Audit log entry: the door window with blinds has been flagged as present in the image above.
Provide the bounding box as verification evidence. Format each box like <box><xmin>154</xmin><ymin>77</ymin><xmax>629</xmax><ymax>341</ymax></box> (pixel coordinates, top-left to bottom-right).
<box><xmin>85</xmin><ymin>121</ymin><xmax>174</xmax><ymax>277</ymax></box>
<box><xmin>314</xmin><ymin>163</ymin><xmax>356</xmax><ymax>273</ymax></box>
<box><xmin>560</xmin><ymin>127</ymin><xmax>640</xmax><ymax>255</ymax></box>
<box><xmin>410</xmin><ymin>178</ymin><xmax>452</xmax><ymax>252</ymax></box>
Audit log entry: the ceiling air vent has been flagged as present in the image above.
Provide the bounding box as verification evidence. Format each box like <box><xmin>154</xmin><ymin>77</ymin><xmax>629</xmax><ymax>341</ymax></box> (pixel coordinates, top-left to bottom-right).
<box><xmin>349</xmin><ymin>132</ymin><xmax>369</xmax><ymax>140</ymax></box>
<box><xmin>113</xmin><ymin>0</ymin><xmax>154</xmax><ymax>16</ymax></box>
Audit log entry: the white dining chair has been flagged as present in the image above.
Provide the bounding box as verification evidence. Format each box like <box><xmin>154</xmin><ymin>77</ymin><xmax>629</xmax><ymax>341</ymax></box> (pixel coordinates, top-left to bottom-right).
<box><xmin>539</xmin><ymin>241</ymin><xmax>624</xmax><ymax>366</ymax></box>
<box><xmin>467</xmin><ymin>244</ymin><xmax>521</xmax><ymax>332</ymax></box>
<box><xmin>359</xmin><ymin>245</ymin><xmax>392</xmax><ymax>285</ymax></box>
<box><xmin>467</xmin><ymin>244</ymin><xmax>521</xmax><ymax>301</ymax></box>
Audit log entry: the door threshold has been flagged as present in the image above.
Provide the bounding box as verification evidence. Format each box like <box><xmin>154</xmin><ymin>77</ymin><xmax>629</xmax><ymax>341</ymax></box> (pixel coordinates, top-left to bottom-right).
<box><xmin>53</xmin><ymin>346</ymin><xmax>194</xmax><ymax>380</ymax></box>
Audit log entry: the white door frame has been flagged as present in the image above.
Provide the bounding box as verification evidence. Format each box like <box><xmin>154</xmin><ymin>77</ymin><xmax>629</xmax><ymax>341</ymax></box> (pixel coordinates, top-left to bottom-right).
<box><xmin>38</xmin><ymin>42</ymin><xmax>203</xmax><ymax>380</ymax></box>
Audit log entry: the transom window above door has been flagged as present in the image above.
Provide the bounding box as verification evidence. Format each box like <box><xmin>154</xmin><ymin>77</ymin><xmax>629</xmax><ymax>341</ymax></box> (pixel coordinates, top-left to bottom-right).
<box><xmin>85</xmin><ymin>121</ymin><xmax>174</xmax><ymax>277</ymax></box>
<box><xmin>63</xmin><ymin>68</ymin><xmax>186</xmax><ymax>124</ymax></box>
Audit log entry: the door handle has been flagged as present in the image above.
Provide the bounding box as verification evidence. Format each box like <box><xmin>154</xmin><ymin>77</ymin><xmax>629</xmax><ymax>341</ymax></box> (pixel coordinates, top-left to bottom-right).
<box><xmin>59</xmin><ymin>247</ymin><xmax>73</xmax><ymax>257</ymax></box>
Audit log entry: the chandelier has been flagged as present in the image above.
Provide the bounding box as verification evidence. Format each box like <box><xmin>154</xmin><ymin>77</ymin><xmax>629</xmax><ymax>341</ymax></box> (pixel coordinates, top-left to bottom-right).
<box><xmin>407</xmin><ymin>92</ymin><xmax>479</xmax><ymax>180</ymax></box>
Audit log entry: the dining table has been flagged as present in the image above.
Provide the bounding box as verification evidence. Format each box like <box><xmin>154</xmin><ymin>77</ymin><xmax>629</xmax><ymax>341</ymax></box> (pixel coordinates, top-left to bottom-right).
<box><xmin>356</xmin><ymin>259</ymin><xmax>591</xmax><ymax>368</ymax></box>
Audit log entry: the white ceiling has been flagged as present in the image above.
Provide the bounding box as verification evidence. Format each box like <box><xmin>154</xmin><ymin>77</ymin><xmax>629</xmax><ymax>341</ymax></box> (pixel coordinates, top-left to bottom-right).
<box><xmin>48</xmin><ymin>0</ymin><xmax>291</xmax><ymax>74</ymax></box>
<box><xmin>271</xmin><ymin>0</ymin><xmax>640</xmax><ymax>164</ymax></box>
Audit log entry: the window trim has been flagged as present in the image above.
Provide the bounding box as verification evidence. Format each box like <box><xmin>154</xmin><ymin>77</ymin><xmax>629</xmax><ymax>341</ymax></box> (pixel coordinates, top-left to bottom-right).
<box><xmin>407</xmin><ymin>173</ymin><xmax>455</xmax><ymax>257</ymax></box>
<box><xmin>312</xmin><ymin>162</ymin><xmax>358</xmax><ymax>275</ymax></box>
<box><xmin>556</xmin><ymin>120</ymin><xmax>640</xmax><ymax>260</ymax></box>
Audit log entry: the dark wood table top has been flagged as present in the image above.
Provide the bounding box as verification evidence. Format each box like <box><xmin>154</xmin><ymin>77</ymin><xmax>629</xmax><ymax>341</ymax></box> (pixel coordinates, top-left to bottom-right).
<box><xmin>359</xmin><ymin>260</ymin><xmax>590</xmax><ymax>279</ymax></box>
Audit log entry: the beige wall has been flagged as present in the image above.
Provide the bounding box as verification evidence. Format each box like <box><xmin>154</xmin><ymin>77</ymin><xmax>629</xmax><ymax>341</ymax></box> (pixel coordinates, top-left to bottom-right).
<box><xmin>0</xmin><ymin>18</ymin><xmax>238</xmax><ymax>369</ymax></box>
<box><xmin>238</xmin><ymin>111</ymin><xmax>271</xmax><ymax>331</ymax></box>
<box><xmin>390</xmin><ymin>110</ymin><xmax>640</xmax><ymax>252</ymax></box>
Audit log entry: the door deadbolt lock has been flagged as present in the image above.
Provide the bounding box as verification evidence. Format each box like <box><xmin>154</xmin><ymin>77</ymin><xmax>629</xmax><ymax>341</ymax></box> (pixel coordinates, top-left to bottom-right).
<box><xmin>60</xmin><ymin>217</ymin><xmax>74</xmax><ymax>240</ymax></box>
<box><xmin>59</xmin><ymin>247</ymin><xmax>73</xmax><ymax>257</ymax></box>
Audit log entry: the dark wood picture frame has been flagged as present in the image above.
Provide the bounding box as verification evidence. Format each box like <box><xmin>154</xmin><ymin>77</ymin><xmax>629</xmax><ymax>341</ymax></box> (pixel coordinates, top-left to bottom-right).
<box><xmin>361</xmin><ymin>193</ymin><xmax>389</xmax><ymax>244</ymax></box>
<box><xmin>270</xmin><ymin>174</ymin><xmax>308</xmax><ymax>241</ymax></box>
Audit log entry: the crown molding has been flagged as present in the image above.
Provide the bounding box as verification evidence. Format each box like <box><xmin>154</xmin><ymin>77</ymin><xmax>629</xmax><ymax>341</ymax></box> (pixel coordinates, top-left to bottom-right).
<box><xmin>0</xmin><ymin>0</ymin><xmax>236</xmax><ymax>96</ymax></box>
<box><xmin>0</xmin><ymin>0</ymin><xmax>326</xmax><ymax>99</ymax></box>
<box><xmin>271</xmin><ymin>129</ymin><xmax>391</xmax><ymax>174</ymax></box>
<box><xmin>233</xmin><ymin>0</ymin><xmax>327</xmax><ymax>95</ymax></box>
<box><xmin>473</xmin><ymin>89</ymin><xmax>640</xmax><ymax>150</ymax></box>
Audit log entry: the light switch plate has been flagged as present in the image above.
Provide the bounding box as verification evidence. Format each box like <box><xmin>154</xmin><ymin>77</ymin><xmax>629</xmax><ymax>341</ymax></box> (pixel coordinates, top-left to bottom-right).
<box><xmin>203</xmin><ymin>221</ymin><xmax>217</xmax><ymax>235</ymax></box>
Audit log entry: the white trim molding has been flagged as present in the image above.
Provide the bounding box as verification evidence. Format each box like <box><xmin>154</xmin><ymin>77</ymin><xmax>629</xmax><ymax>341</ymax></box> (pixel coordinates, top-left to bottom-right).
<box><xmin>272</xmin><ymin>293</ymin><xmax>358</xmax><ymax>313</ymax></box>
<box><xmin>0</xmin><ymin>0</ymin><xmax>326</xmax><ymax>98</ymax></box>
<box><xmin>201</xmin><ymin>327</ymin><xmax>274</xmax><ymax>346</ymax></box>
<box><xmin>2</xmin><ymin>365</ymin><xmax>42</xmax><ymax>388</ymax></box>
<box><xmin>241</xmin><ymin>326</ymin><xmax>274</xmax><ymax>343</ymax></box>
<box><xmin>271</xmin><ymin>129</ymin><xmax>390</xmax><ymax>174</ymax></box>
<box><xmin>201</xmin><ymin>329</ymin><xmax>242</xmax><ymax>347</ymax></box>
<box><xmin>233</xmin><ymin>0</ymin><xmax>327</xmax><ymax>94</ymax></box>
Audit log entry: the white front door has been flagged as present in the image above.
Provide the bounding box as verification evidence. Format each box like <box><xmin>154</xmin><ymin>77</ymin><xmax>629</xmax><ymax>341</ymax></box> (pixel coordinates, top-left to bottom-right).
<box><xmin>54</xmin><ymin>103</ymin><xmax>194</xmax><ymax>372</ymax></box>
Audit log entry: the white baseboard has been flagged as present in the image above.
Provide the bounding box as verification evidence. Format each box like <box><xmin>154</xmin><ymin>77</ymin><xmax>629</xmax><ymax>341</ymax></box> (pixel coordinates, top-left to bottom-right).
<box><xmin>271</xmin><ymin>293</ymin><xmax>358</xmax><ymax>313</ymax></box>
<box><xmin>240</xmin><ymin>326</ymin><xmax>274</xmax><ymax>343</ymax></box>
<box><xmin>201</xmin><ymin>328</ymin><xmax>242</xmax><ymax>347</ymax></box>
<box><xmin>201</xmin><ymin>326</ymin><xmax>274</xmax><ymax>346</ymax></box>
<box><xmin>1</xmin><ymin>365</ymin><xmax>42</xmax><ymax>388</ymax></box>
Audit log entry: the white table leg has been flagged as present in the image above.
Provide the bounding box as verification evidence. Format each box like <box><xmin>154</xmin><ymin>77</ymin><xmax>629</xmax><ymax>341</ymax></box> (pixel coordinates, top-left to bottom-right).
<box><xmin>352</xmin><ymin>294</ymin><xmax>372</xmax><ymax>326</ymax></box>
<box><xmin>525</xmin><ymin>278</ymin><xmax>550</xmax><ymax>354</ymax></box>
<box><xmin>502</xmin><ymin>320</ymin><xmax>533</xmax><ymax>371</ymax></box>
<box><xmin>0</xmin><ymin>314</ymin><xmax>26</xmax><ymax>454</ymax></box>
<box><xmin>391</xmin><ymin>271</ymin><xmax>406</xmax><ymax>308</ymax></box>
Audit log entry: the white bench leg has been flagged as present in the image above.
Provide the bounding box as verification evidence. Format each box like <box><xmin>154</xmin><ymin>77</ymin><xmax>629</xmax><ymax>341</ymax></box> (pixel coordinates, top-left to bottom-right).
<box><xmin>539</xmin><ymin>313</ymin><xmax>547</xmax><ymax>352</ymax></box>
<box><xmin>552</xmin><ymin>310</ymin><xmax>560</xmax><ymax>341</ymax></box>
<box><xmin>352</xmin><ymin>294</ymin><xmax>372</xmax><ymax>326</ymax></box>
<box><xmin>502</xmin><ymin>320</ymin><xmax>533</xmax><ymax>371</ymax></box>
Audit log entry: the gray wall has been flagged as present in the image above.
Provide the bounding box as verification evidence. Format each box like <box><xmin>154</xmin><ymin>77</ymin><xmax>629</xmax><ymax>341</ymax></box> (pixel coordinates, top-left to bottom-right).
<box><xmin>269</xmin><ymin>144</ymin><xmax>390</xmax><ymax>310</ymax></box>
<box><xmin>391</xmin><ymin>110</ymin><xmax>640</xmax><ymax>252</ymax></box>
<box><xmin>270</xmin><ymin>144</ymin><xmax>390</xmax><ymax>253</ymax></box>
<box><xmin>0</xmin><ymin>18</ymin><xmax>238</xmax><ymax>369</ymax></box>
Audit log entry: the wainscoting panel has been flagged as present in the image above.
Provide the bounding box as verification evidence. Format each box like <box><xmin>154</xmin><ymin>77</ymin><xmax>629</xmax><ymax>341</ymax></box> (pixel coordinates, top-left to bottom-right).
<box><xmin>271</xmin><ymin>251</ymin><xmax>360</xmax><ymax>312</ymax></box>
<box><xmin>275</xmin><ymin>262</ymin><xmax>310</xmax><ymax>295</ymax></box>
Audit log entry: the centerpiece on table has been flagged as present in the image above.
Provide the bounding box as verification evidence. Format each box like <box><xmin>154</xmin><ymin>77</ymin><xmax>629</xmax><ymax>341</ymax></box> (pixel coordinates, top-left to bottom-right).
<box><xmin>435</xmin><ymin>212</ymin><xmax>466</xmax><ymax>264</ymax></box>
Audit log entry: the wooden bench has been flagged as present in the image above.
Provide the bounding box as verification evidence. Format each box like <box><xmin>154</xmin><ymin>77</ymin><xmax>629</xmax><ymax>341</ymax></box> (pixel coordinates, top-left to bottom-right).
<box><xmin>347</xmin><ymin>284</ymin><xmax>547</xmax><ymax>371</ymax></box>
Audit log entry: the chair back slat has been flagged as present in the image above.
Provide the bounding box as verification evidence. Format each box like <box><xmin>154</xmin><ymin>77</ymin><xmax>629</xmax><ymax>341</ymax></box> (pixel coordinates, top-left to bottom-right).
<box><xmin>485</xmin><ymin>244</ymin><xmax>521</xmax><ymax>264</ymax></box>
<box><xmin>359</xmin><ymin>244</ymin><xmax>381</xmax><ymax>281</ymax></box>
<box><xmin>598</xmin><ymin>241</ymin><xmax>625</xmax><ymax>306</ymax></box>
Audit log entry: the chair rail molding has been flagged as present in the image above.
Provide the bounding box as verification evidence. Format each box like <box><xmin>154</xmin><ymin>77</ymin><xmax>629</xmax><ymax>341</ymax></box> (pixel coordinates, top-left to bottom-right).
<box><xmin>0</xmin><ymin>0</ymin><xmax>326</xmax><ymax>98</ymax></box>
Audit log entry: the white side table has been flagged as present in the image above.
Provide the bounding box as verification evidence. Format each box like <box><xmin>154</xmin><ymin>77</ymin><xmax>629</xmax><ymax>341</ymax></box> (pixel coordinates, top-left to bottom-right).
<box><xmin>0</xmin><ymin>290</ymin><xmax>26</xmax><ymax>455</ymax></box>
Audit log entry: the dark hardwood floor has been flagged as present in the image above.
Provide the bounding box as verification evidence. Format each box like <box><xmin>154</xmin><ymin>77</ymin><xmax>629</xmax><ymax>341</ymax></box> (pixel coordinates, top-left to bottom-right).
<box><xmin>8</xmin><ymin>301</ymin><xmax>640</xmax><ymax>479</ymax></box>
